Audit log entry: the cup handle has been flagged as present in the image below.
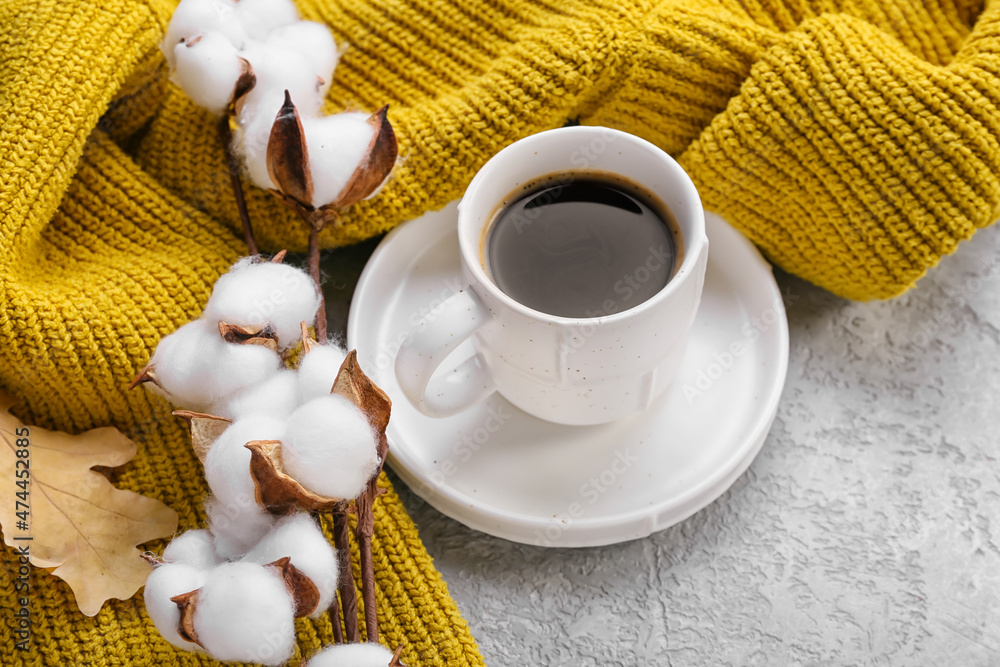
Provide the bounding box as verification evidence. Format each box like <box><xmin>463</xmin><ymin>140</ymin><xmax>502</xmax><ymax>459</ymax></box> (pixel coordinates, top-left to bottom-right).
<box><xmin>394</xmin><ymin>289</ymin><xmax>497</xmax><ymax>417</ymax></box>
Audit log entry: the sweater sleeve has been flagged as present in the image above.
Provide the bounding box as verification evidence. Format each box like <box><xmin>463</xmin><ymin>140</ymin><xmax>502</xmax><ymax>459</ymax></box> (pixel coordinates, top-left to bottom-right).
<box><xmin>0</xmin><ymin>3</ymin><xmax>487</xmax><ymax>664</ymax></box>
<box><xmin>124</xmin><ymin>0</ymin><xmax>1000</xmax><ymax>300</ymax></box>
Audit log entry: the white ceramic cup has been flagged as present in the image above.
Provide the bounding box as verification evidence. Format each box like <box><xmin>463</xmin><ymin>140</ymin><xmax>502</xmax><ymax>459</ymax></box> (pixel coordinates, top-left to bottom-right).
<box><xmin>394</xmin><ymin>126</ymin><xmax>709</xmax><ymax>425</ymax></box>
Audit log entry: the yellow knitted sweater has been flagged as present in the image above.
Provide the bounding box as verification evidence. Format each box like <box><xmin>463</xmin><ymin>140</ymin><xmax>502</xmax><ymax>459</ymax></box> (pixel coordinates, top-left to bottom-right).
<box><xmin>1</xmin><ymin>0</ymin><xmax>998</xmax><ymax>664</ymax></box>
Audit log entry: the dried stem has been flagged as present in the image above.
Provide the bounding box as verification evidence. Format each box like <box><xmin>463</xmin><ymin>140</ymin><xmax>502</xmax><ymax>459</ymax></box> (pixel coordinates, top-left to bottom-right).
<box><xmin>356</xmin><ymin>489</ymin><xmax>378</xmax><ymax>643</ymax></box>
<box><xmin>357</xmin><ymin>423</ymin><xmax>391</xmax><ymax>642</ymax></box>
<box><xmin>331</xmin><ymin>602</ymin><xmax>344</xmax><ymax>644</ymax></box>
<box><xmin>332</xmin><ymin>509</ymin><xmax>359</xmax><ymax>642</ymax></box>
<box><xmin>217</xmin><ymin>116</ymin><xmax>258</xmax><ymax>255</ymax></box>
<box><xmin>307</xmin><ymin>221</ymin><xmax>327</xmax><ymax>341</ymax></box>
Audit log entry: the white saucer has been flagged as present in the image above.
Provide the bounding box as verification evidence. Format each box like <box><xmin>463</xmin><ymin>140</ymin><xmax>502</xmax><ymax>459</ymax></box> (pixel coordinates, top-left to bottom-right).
<box><xmin>347</xmin><ymin>202</ymin><xmax>789</xmax><ymax>547</ymax></box>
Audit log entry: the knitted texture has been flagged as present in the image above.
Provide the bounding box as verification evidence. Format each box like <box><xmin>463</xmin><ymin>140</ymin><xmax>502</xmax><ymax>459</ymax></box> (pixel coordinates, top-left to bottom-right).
<box><xmin>1</xmin><ymin>0</ymin><xmax>999</xmax><ymax>664</ymax></box>
<box><xmin>0</xmin><ymin>1</ymin><xmax>483</xmax><ymax>665</ymax></box>
<box><xmin>135</xmin><ymin>0</ymin><xmax>1000</xmax><ymax>300</ymax></box>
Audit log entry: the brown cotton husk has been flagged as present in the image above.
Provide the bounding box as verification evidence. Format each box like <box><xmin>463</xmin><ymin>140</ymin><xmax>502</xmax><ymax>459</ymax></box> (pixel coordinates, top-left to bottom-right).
<box><xmin>331</xmin><ymin>105</ymin><xmax>398</xmax><ymax>209</ymax></box>
<box><xmin>265</xmin><ymin>556</ymin><xmax>321</xmax><ymax>618</ymax></box>
<box><xmin>266</xmin><ymin>90</ymin><xmax>313</xmax><ymax>212</ymax></box>
<box><xmin>300</xmin><ymin>321</ymin><xmax>317</xmax><ymax>353</ymax></box>
<box><xmin>263</xmin><ymin>98</ymin><xmax>397</xmax><ymax>226</ymax></box>
<box><xmin>244</xmin><ymin>440</ymin><xmax>349</xmax><ymax>515</ymax></box>
<box><xmin>128</xmin><ymin>364</ymin><xmax>160</xmax><ymax>391</ymax></box>
<box><xmin>233</xmin><ymin>58</ymin><xmax>256</xmax><ymax>109</ymax></box>
<box><xmin>172</xmin><ymin>410</ymin><xmax>232</xmax><ymax>464</ymax></box>
<box><xmin>271</xmin><ymin>249</ymin><xmax>288</xmax><ymax>264</ymax></box>
<box><xmin>242</xmin><ymin>351</ymin><xmax>390</xmax><ymax>516</ymax></box>
<box><xmin>217</xmin><ymin>321</ymin><xmax>279</xmax><ymax>351</ymax></box>
<box><xmin>389</xmin><ymin>645</ymin><xmax>408</xmax><ymax>667</ymax></box>
<box><xmin>140</xmin><ymin>552</ymin><xmax>164</xmax><ymax>567</ymax></box>
<box><xmin>171</xmin><ymin>589</ymin><xmax>203</xmax><ymax>647</ymax></box>
<box><xmin>332</xmin><ymin>350</ymin><xmax>392</xmax><ymax>438</ymax></box>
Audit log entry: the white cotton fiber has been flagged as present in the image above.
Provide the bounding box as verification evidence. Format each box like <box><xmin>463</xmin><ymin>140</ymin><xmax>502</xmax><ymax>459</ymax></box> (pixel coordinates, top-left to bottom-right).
<box><xmin>306</xmin><ymin>643</ymin><xmax>396</xmax><ymax>667</ymax></box>
<box><xmin>240</xmin><ymin>513</ymin><xmax>338</xmax><ymax>617</ymax></box>
<box><xmin>231</xmin><ymin>113</ymin><xmax>277</xmax><ymax>191</ymax></box>
<box><xmin>239</xmin><ymin>40</ymin><xmax>325</xmax><ymax>120</ymax></box>
<box><xmin>215</xmin><ymin>369</ymin><xmax>300</xmax><ymax>420</ymax></box>
<box><xmin>236</xmin><ymin>0</ymin><xmax>300</xmax><ymax>40</ymax></box>
<box><xmin>205</xmin><ymin>495</ymin><xmax>278</xmax><ymax>560</ymax></box>
<box><xmin>203</xmin><ymin>415</ymin><xmax>287</xmax><ymax>509</ymax></box>
<box><xmin>144</xmin><ymin>563</ymin><xmax>208</xmax><ymax>652</ymax></box>
<box><xmin>202</xmin><ymin>417</ymin><xmax>285</xmax><ymax>558</ymax></box>
<box><xmin>162</xmin><ymin>0</ymin><xmax>248</xmax><ymax>68</ymax></box>
<box><xmin>204</xmin><ymin>258</ymin><xmax>322</xmax><ymax>348</ymax></box>
<box><xmin>233</xmin><ymin>40</ymin><xmax>326</xmax><ymax>192</ymax></box>
<box><xmin>265</xmin><ymin>21</ymin><xmax>339</xmax><ymax>98</ymax></box>
<box><xmin>296</xmin><ymin>343</ymin><xmax>347</xmax><ymax>403</ymax></box>
<box><xmin>192</xmin><ymin>562</ymin><xmax>296</xmax><ymax>666</ymax></box>
<box><xmin>301</xmin><ymin>112</ymin><xmax>374</xmax><ymax>208</ymax></box>
<box><xmin>162</xmin><ymin>530</ymin><xmax>221</xmax><ymax>570</ymax></box>
<box><xmin>172</xmin><ymin>31</ymin><xmax>245</xmax><ymax>114</ymax></box>
<box><xmin>282</xmin><ymin>395</ymin><xmax>379</xmax><ymax>500</ymax></box>
<box><xmin>146</xmin><ymin>318</ymin><xmax>281</xmax><ymax>412</ymax></box>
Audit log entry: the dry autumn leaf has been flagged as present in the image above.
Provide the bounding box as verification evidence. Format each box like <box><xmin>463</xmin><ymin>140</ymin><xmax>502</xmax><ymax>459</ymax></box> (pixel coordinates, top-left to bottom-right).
<box><xmin>0</xmin><ymin>392</ymin><xmax>178</xmax><ymax>616</ymax></box>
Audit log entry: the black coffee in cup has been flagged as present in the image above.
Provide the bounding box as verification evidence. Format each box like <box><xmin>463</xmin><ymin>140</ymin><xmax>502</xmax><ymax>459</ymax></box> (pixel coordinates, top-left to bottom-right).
<box><xmin>483</xmin><ymin>171</ymin><xmax>682</xmax><ymax>319</ymax></box>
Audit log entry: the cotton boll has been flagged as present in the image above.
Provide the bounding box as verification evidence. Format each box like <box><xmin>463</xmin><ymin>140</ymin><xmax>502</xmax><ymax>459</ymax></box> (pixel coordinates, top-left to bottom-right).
<box><xmin>234</xmin><ymin>40</ymin><xmax>326</xmax><ymax>191</ymax></box>
<box><xmin>204</xmin><ymin>259</ymin><xmax>321</xmax><ymax>348</ymax></box>
<box><xmin>162</xmin><ymin>0</ymin><xmax>247</xmax><ymax>68</ymax></box>
<box><xmin>205</xmin><ymin>495</ymin><xmax>278</xmax><ymax>560</ymax></box>
<box><xmin>297</xmin><ymin>344</ymin><xmax>347</xmax><ymax>403</ymax></box>
<box><xmin>162</xmin><ymin>530</ymin><xmax>221</xmax><ymax>570</ymax></box>
<box><xmin>146</xmin><ymin>318</ymin><xmax>281</xmax><ymax>412</ymax></box>
<box><xmin>240</xmin><ymin>513</ymin><xmax>338</xmax><ymax>617</ymax></box>
<box><xmin>203</xmin><ymin>417</ymin><xmax>285</xmax><ymax>557</ymax></box>
<box><xmin>265</xmin><ymin>21</ymin><xmax>339</xmax><ymax>97</ymax></box>
<box><xmin>144</xmin><ymin>563</ymin><xmax>208</xmax><ymax>652</ymax></box>
<box><xmin>301</xmin><ymin>113</ymin><xmax>374</xmax><ymax>208</ymax></box>
<box><xmin>215</xmin><ymin>369</ymin><xmax>299</xmax><ymax>420</ymax></box>
<box><xmin>283</xmin><ymin>395</ymin><xmax>379</xmax><ymax>500</ymax></box>
<box><xmin>306</xmin><ymin>643</ymin><xmax>396</xmax><ymax>667</ymax></box>
<box><xmin>233</xmin><ymin>87</ymin><xmax>323</xmax><ymax>191</ymax></box>
<box><xmin>172</xmin><ymin>31</ymin><xmax>245</xmax><ymax>114</ymax></box>
<box><xmin>236</xmin><ymin>0</ymin><xmax>300</xmax><ymax>40</ymax></box>
<box><xmin>193</xmin><ymin>562</ymin><xmax>296</xmax><ymax>665</ymax></box>
<box><xmin>204</xmin><ymin>415</ymin><xmax>287</xmax><ymax>509</ymax></box>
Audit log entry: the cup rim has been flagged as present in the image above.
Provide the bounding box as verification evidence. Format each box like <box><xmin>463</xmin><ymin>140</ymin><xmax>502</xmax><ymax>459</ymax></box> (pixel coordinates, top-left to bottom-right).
<box><xmin>458</xmin><ymin>126</ymin><xmax>708</xmax><ymax>324</ymax></box>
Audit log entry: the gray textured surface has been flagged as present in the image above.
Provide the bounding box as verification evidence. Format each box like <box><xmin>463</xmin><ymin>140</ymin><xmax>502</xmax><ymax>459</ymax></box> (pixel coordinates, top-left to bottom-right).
<box><xmin>328</xmin><ymin>220</ymin><xmax>1000</xmax><ymax>666</ymax></box>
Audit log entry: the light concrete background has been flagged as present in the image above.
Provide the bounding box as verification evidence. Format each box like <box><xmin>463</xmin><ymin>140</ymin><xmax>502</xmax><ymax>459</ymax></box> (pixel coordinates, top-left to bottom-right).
<box><xmin>326</xmin><ymin>218</ymin><xmax>1000</xmax><ymax>666</ymax></box>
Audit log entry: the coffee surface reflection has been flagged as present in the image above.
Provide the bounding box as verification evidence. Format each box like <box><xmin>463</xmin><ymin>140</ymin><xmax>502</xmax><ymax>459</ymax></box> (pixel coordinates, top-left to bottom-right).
<box><xmin>484</xmin><ymin>177</ymin><xmax>678</xmax><ymax>319</ymax></box>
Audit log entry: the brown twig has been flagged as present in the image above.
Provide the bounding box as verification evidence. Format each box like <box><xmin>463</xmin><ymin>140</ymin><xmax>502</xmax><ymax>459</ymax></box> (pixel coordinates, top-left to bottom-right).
<box><xmin>356</xmin><ymin>420</ymin><xmax>391</xmax><ymax>642</ymax></box>
<box><xmin>217</xmin><ymin>116</ymin><xmax>258</xmax><ymax>255</ymax></box>
<box><xmin>330</xmin><ymin>599</ymin><xmax>344</xmax><ymax>644</ymax></box>
<box><xmin>307</xmin><ymin>215</ymin><xmax>327</xmax><ymax>341</ymax></box>
<box><xmin>389</xmin><ymin>644</ymin><xmax>407</xmax><ymax>667</ymax></box>
<box><xmin>356</xmin><ymin>488</ymin><xmax>379</xmax><ymax>643</ymax></box>
<box><xmin>332</xmin><ymin>509</ymin><xmax>360</xmax><ymax>642</ymax></box>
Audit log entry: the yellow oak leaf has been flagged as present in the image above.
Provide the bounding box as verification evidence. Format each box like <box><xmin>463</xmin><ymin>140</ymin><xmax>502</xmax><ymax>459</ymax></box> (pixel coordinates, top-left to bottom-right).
<box><xmin>0</xmin><ymin>392</ymin><xmax>178</xmax><ymax>616</ymax></box>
